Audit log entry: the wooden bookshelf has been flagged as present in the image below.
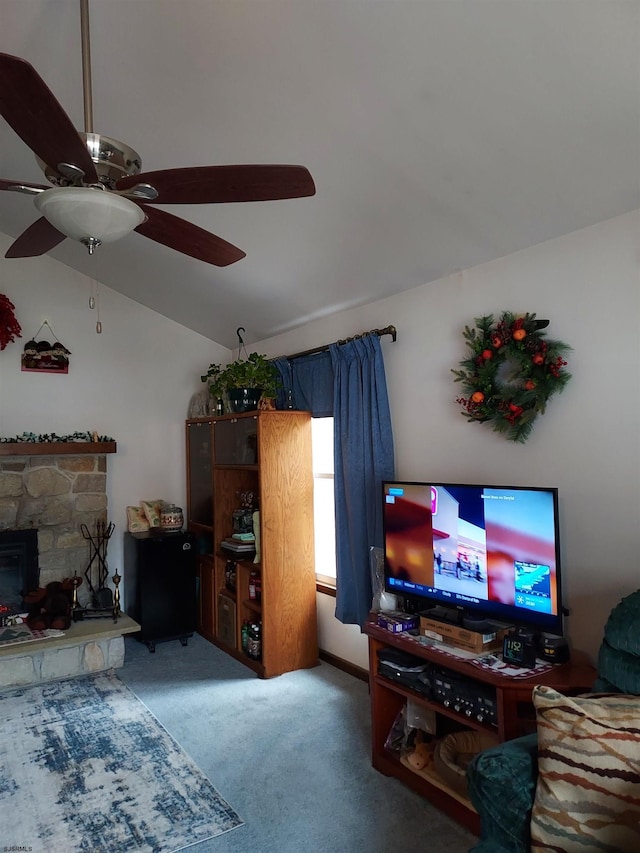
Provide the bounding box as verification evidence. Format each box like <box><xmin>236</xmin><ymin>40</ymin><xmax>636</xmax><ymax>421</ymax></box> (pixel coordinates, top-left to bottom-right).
<box><xmin>186</xmin><ymin>412</ymin><xmax>318</xmax><ymax>677</ymax></box>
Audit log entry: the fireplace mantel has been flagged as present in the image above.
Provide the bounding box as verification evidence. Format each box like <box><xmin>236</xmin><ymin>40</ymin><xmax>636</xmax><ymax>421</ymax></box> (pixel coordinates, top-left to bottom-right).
<box><xmin>0</xmin><ymin>442</ymin><xmax>117</xmax><ymax>456</ymax></box>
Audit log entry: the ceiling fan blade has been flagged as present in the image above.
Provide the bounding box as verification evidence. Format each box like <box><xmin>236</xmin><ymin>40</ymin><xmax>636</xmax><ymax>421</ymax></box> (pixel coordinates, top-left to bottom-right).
<box><xmin>5</xmin><ymin>217</ymin><xmax>66</xmax><ymax>258</ymax></box>
<box><xmin>135</xmin><ymin>205</ymin><xmax>246</xmax><ymax>267</ymax></box>
<box><xmin>117</xmin><ymin>165</ymin><xmax>316</xmax><ymax>204</ymax></box>
<box><xmin>0</xmin><ymin>53</ymin><xmax>98</xmax><ymax>183</ymax></box>
<box><xmin>0</xmin><ymin>178</ymin><xmax>50</xmax><ymax>195</ymax></box>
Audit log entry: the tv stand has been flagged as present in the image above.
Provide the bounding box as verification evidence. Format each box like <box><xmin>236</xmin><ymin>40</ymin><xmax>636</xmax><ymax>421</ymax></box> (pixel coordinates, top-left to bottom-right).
<box><xmin>363</xmin><ymin>612</ymin><xmax>596</xmax><ymax>833</ymax></box>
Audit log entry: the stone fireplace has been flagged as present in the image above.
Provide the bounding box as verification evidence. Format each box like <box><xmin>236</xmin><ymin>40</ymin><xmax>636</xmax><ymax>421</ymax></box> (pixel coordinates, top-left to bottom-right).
<box><xmin>0</xmin><ymin>446</ymin><xmax>113</xmax><ymax>611</ymax></box>
<box><xmin>0</xmin><ymin>443</ymin><xmax>142</xmax><ymax>690</ymax></box>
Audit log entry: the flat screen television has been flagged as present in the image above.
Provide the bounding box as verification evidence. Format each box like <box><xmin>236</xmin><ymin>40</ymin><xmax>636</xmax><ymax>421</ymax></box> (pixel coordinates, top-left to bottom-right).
<box><xmin>382</xmin><ymin>480</ymin><xmax>565</xmax><ymax>636</ymax></box>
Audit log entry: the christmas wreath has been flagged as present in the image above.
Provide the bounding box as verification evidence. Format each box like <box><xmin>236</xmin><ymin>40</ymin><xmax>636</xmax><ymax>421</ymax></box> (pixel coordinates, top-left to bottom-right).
<box><xmin>0</xmin><ymin>294</ymin><xmax>21</xmax><ymax>351</ymax></box>
<box><xmin>452</xmin><ymin>312</ymin><xmax>571</xmax><ymax>443</ymax></box>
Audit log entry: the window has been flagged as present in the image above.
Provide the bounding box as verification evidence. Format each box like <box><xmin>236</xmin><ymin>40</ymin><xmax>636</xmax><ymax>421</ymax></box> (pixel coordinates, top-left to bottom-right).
<box><xmin>312</xmin><ymin>417</ymin><xmax>336</xmax><ymax>589</ymax></box>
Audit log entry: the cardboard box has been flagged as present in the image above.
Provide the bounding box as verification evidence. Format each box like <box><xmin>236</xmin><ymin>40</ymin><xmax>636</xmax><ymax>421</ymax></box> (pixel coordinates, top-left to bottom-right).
<box><xmin>420</xmin><ymin>616</ymin><xmax>508</xmax><ymax>654</ymax></box>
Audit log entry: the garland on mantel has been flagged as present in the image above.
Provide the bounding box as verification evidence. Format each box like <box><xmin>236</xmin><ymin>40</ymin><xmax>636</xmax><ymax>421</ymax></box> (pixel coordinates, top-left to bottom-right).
<box><xmin>0</xmin><ymin>431</ymin><xmax>115</xmax><ymax>444</ymax></box>
<box><xmin>452</xmin><ymin>312</ymin><xmax>572</xmax><ymax>443</ymax></box>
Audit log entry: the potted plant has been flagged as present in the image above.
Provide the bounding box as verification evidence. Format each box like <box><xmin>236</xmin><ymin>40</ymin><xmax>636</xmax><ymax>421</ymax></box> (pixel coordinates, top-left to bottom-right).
<box><xmin>201</xmin><ymin>352</ymin><xmax>279</xmax><ymax>413</ymax></box>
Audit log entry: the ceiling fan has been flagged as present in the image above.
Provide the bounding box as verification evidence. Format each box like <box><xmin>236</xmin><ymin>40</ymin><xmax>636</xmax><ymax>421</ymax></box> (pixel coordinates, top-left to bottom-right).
<box><xmin>0</xmin><ymin>0</ymin><xmax>315</xmax><ymax>267</ymax></box>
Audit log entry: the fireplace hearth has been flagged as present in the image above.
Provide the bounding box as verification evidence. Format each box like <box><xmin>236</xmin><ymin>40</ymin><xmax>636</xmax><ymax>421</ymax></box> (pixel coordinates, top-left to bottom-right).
<box><xmin>0</xmin><ymin>529</ymin><xmax>39</xmax><ymax>622</ymax></box>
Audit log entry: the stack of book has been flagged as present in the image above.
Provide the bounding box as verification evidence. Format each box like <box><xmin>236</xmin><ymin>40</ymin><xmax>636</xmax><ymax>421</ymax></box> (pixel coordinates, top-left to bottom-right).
<box><xmin>221</xmin><ymin>532</ymin><xmax>256</xmax><ymax>555</ymax></box>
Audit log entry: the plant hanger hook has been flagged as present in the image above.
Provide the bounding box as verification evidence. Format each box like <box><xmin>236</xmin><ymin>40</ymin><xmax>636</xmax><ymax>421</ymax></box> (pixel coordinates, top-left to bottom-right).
<box><xmin>236</xmin><ymin>327</ymin><xmax>248</xmax><ymax>361</ymax></box>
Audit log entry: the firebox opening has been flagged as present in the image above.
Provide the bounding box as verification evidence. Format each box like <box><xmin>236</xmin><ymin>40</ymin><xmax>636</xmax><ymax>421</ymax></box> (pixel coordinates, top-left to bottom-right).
<box><xmin>0</xmin><ymin>529</ymin><xmax>39</xmax><ymax>621</ymax></box>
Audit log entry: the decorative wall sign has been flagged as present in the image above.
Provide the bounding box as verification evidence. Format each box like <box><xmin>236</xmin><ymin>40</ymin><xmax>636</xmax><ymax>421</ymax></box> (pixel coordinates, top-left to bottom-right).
<box><xmin>21</xmin><ymin>320</ymin><xmax>71</xmax><ymax>373</ymax></box>
<box><xmin>452</xmin><ymin>312</ymin><xmax>571</xmax><ymax>443</ymax></box>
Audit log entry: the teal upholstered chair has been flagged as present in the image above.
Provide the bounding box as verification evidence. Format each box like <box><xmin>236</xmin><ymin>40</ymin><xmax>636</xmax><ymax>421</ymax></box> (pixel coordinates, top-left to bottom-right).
<box><xmin>466</xmin><ymin>589</ymin><xmax>640</xmax><ymax>853</ymax></box>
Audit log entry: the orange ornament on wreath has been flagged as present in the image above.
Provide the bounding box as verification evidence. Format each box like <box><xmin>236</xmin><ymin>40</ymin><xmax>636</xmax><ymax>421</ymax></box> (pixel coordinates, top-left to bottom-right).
<box><xmin>452</xmin><ymin>311</ymin><xmax>572</xmax><ymax>443</ymax></box>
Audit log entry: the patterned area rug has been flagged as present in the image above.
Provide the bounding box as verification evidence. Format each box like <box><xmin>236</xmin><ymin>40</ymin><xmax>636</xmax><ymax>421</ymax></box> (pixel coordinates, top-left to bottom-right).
<box><xmin>0</xmin><ymin>671</ymin><xmax>243</xmax><ymax>852</ymax></box>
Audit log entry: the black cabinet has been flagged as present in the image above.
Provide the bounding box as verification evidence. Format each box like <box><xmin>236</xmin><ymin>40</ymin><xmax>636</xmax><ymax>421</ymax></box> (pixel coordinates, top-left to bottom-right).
<box><xmin>124</xmin><ymin>530</ymin><xmax>197</xmax><ymax>652</ymax></box>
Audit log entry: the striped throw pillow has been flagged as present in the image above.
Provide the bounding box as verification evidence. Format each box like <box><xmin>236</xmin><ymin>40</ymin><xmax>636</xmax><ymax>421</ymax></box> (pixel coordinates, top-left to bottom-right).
<box><xmin>531</xmin><ymin>686</ymin><xmax>640</xmax><ymax>852</ymax></box>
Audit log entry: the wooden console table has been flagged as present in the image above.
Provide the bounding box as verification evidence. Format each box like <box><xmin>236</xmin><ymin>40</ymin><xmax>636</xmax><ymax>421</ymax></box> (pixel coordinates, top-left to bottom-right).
<box><xmin>363</xmin><ymin>615</ymin><xmax>596</xmax><ymax>833</ymax></box>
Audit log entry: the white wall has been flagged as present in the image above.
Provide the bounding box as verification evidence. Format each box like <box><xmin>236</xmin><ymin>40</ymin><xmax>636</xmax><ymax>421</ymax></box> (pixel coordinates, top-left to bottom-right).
<box><xmin>0</xmin><ymin>233</ymin><xmax>230</xmax><ymax>606</ymax></box>
<box><xmin>2</xmin><ymin>211</ymin><xmax>638</xmax><ymax>666</ymax></box>
<box><xmin>256</xmin><ymin>210</ymin><xmax>640</xmax><ymax>664</ymax></box>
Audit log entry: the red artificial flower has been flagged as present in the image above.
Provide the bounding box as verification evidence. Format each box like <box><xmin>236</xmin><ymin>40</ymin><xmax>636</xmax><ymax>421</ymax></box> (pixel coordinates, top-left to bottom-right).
<box><xmin>0</xmin><ymin>295</ymin><xmax>21</xmax><ymax>350</ymax></box>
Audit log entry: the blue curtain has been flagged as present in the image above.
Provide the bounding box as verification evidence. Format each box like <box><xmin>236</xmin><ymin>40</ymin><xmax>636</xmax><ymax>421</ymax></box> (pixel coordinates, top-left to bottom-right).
<box><xmin>273</xmin><ymin>335</ymin><xmax>395</xmax><ymax>626</ymax></box>
<box><xmin>273</xmin><ymin>357</ymin><xmax>294</xmax><ymax>410</ymax></box>
<box><xmin>273</xmin><ymin>352</ymin><xmax>333</xmax><ymax>416</ymax></box>
<box><xmin>330</xmin><ymin>335</ymin><xmax>395</xmax><ymax>626</ymax></box>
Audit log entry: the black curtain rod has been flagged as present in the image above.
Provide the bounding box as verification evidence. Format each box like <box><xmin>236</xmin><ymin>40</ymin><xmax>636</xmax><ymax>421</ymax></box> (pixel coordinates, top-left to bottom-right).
<box><xmin>280</xmin><ymin>325</ymin><xmax>397</xmax><ymax>362</ymax></box>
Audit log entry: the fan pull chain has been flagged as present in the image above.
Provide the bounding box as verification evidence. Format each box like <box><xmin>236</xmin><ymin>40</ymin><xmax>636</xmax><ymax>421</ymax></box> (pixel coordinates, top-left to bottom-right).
<box><xmin>95</xmin><ymin>285</ymin><xmax>102</xmax><ymax>334</ymax></box>
<box><xmin>89</xmin><ymin>278</ymin><xmax>96</xmax><ymax>310</ymax></box>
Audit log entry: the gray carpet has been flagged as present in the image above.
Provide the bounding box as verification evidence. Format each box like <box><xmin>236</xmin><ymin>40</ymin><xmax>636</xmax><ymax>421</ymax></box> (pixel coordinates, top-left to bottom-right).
<box><xmin>119</xmin><ymin>634</ymin><xmax>476</xmax><ymax>853</ymax></box>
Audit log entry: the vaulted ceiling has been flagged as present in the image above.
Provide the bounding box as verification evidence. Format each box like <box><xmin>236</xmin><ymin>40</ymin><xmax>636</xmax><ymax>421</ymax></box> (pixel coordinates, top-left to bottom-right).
<box><xmin>1</xmin><ymin>1</ymin><xmax>638</xmax><ymax>348</ymax></box>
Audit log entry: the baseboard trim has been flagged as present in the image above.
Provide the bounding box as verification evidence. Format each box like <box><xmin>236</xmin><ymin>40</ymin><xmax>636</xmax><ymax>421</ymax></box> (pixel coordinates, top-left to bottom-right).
<box><xmin>319</xmin><ymin>649</ymin><xmax>368</xmax><ymax>683</ymax></box>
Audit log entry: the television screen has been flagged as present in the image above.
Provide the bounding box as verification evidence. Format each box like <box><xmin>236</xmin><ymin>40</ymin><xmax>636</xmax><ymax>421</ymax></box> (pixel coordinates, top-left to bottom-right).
<box><xmin>382</xmin><ymin>481</ymin><xmax>564</xmax><ymax>636</ymax></box>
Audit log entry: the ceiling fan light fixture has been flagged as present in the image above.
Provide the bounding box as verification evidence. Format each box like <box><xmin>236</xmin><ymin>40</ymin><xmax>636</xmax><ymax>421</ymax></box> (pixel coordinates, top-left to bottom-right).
<box><xmin>34</xmin><ymin>187</ymin><xmax>145</xmax><ymax>250</ymax></box>
<box><xmin>0</xmin><ymin>47</ymin><xmax>315</xmax><ymax>264</ymax></box>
